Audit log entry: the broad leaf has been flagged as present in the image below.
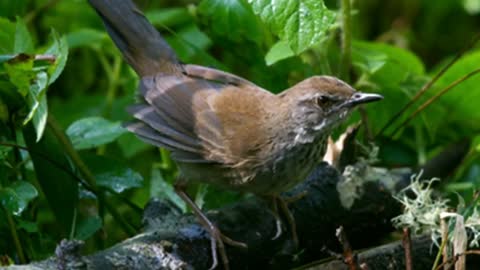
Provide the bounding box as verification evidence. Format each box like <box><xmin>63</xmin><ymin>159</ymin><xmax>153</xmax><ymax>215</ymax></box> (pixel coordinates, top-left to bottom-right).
<box><xmin>0</xmin><ymin>181</ymin><xmax>38</xmax><ymax>216</ymax></box>
<box><xmin>83</xmin><ymin>154</ymin><xmax>143</xmax><ymax>193</ymax></box>
<box><xmin>23</xmin><ymin>123</ymin><xmax>79</xmax><ymax>235</ymax></box>
<box><xmin>265</xmin><ymin>40</ymin><xmax>295</xmax><ymax>66</ymax></box>
<box><xmin>13</xmin><ymin>17</ymin><xmax>33</xmax><ymax>54</ymax></box>
<box><xmin>248</xmin><ymin>0</ymin><xmax>336</xmax><ymax>53</ymax></box>
<box><xmin>66</xmin><ymin>117</ymin><xmax>126</xmax><ymax>150</ymax></box>
<box><xmin>198</xmin><ymin>0</ymin><xmax>265</xmax><ymax>44</ymax></box>
<box><xmin>75</xmin><ymin>215</ymin><xmax>102</xmax><ymax>240</ymax></box>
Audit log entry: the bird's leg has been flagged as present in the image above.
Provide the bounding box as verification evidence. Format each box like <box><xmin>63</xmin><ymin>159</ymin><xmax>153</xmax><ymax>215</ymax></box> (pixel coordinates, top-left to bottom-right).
<box><xmin>265</xmin><ymin>196</ymin><xmax>283</xmax><ymax>240</ymax></box>
<box><xmin>276</xmin><ymin>196</ymin><xmax>299</xmax><ymax>249</ymax></box>
<box><xmin>174</xmin><ymin>180</ymin><xmax>246</xmax><ymax>270</ymax></box>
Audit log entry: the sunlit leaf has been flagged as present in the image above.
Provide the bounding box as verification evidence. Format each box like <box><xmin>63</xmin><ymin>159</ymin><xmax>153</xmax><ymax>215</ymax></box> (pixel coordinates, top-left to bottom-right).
<box><xmin>248</xmin><ymin>0</ymin><xmax>336</xmax><ymax>53</ymax></box>
<box><xmin>44</xmin><ymin>31</ymin><xmax>69</xmax><ymax>85</ymax></box>
<box><xmin>265</xmin><ymin>40</ymin><xmax>295</xmax><ymax>66</ymax></box>
<box><xmin>24</xmin><ymin>71</ymin><xmax>48</xmax><ymax>141</ymax></box>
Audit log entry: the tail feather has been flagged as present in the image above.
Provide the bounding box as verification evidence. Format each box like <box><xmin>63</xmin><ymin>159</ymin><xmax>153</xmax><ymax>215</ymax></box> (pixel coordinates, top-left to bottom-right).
<box><xmin>88</xmin><ymin>0</ymin><xmax>180</xmax><ymax>76</ymax></box>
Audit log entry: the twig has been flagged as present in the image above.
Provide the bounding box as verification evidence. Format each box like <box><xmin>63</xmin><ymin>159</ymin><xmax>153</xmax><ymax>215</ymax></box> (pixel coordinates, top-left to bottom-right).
<box><xmin>441</xmin><ymin>218</ymin><xmax>449</xmax><ymax>270</ymax></box>
<box><xmin>390</xmin><ymin>68</ymin><xmax>480</xmax><ymax>138</ymax></box>
<box><xmin>434</xmin><ymin>250</ymin><xmax>480</xmax><ymax>270</ymax></box>
<box><xmin>2</xmin><ymin>206</ymin><xmax>26</xmax><ymax>264</ymax></box>
<box><xmin>336</xmin><ymin>226</ymin><xmax>357</xmax><ymax>270</ymax></box>
<box><xmin>377</xmin><ymin>33</ymin><xmax>480</xmax><ymax>137</ymax></box>
<box><xmin>34</xmin><ymin>54</ymin><xmax>57</xmax><ymax>63</ymax></box>
<box><xmin>402</xmin><ymin>227</ymin><xmax>413</xmax><ymax>270</ymax></box>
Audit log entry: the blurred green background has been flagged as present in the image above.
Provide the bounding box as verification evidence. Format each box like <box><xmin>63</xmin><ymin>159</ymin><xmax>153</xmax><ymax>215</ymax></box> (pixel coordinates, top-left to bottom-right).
<box><xmin>0</xmin><ymin>0</ymin><xmax>480</xmax><ymax>265</ymax></box>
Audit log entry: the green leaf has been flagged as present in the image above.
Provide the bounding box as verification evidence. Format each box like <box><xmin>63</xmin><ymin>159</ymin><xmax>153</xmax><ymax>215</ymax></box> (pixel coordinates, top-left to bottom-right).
<box><xmin>198</xmin><ymin>0</ymin><xmax>265</xmax><ymax>44</ymax></box>
<box><xmin>265</xmin><ymin>40</ymin><xmax>295</xmax><ymax>65</ymax></box>
<box><xmin>352</xmin><ymin>40</ymin><xmax>425</xmax><ymax>86</ymax></box>
<box><xmin>65</xmin><ymin>28</ymin><xmax>106</xmax><ymax>49</ymax></box>
<box><xmin>430</xmin><ymin>51</ymin><xmax>480</xmax><ymax>132</ymax></box>
<box><xmin>4</xmin><ymin>54</ymin><xmax>35</xmax><ymax>97</ymax></box>
<box><xmin>75</xmin><ymin>215</ymin><xmax>102</xmax><ymax>240</ymax></box>
<box><xmin>146</xmin><ymin>8</ymin><xmax>191</xmax><ymax>27</ymax></box>
<box><xmin>150</xmin><ymin>168</ymin><xmax>186</xmax><ymax>212</ymax></box>
<box><xmin>0</xmin><ymin>17</ymin><xmax>16</xmax><ymax>53</ymax></box>
<box><xmin>83</xmin><ymin>153</ymin><xmax>143</xmax><ymax>193</ymax></box>
<box><xmin>14</xmin><ymin>17</ymin><xmax>33</xmax><ymax>54</ymax></box>
<box><xmin>248</xmin><ymin>0</ymin><xmax>336</xmax><ymax>53</ymax></box>
<box><xmin>166</xmin><ymin>24</ymin><xmax>212</xmax><ymax>61</ymax></box>
<box><xmin>0</xmin><ymin>54</ymin><xmax>16</xmax><ymax>64</ymax></box>
<box><xmin>24</xmin><ymin>71</ymin><xmax>48</xmax><ymax>142</ymax></box>
<box><xmin>66</xmin><ymin>117</ymin><xmax>126</xmax><ymax>150</ymax></box>
<box><xmin>16</xmin><ymin>218</ymin><xmax>39</xmax><ymax>233</ymax></box>
<box><xmin>23</xmin><ymin>122</ymin><xmax>79</xmax><ymax>235</ymax></box>
<box><xmin>0</xmin><ymin>181</ymin><xmax>38</xmax><ymax>216</ymax></box>
<box><xmin>44</xmin><ymin>31</ymin><xmax>69</xmax><ymax>85</ymax></box>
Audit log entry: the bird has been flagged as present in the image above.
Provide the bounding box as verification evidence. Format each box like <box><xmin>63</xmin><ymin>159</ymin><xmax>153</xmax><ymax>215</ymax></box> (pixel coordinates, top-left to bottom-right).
<box><xmin>88</xmin><ymin>0</ymin><xmax>383</xmax><ymax>269</ymax></box>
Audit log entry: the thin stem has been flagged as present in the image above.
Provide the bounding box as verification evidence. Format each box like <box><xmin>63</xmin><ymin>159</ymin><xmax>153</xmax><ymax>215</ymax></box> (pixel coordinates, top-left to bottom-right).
<box><xmin>390</xmin><ymin>68</ymin><xmax>480</xmax><ymax>138</ymax></box>
<box><xmin>47</xmin><ymin>116</ymin><xmax>97</xmax><ymax>190</ymax></box>
<box><xmin>432</xmin><ymin>232</ymin><xmax>449</xmax><ymax>270</ymax></box>
<box><xmin>47</xmin><ymin>116</ymin><xmax>136</xmax><ymax>236</ymax></box>
<box><xmin>340</xmin><ymin>0</ymin><xmax>352</xmax><ymax>81</ymax></box>
<box><xmin>402</xmin><ymin>228</ymin><xmax>413</xmax><ymax>270</ymax></box>
<box><xmin>103</xmin><ymin>55</ymin><xmax>122</xmax><ymax>118</ymax></box>
<box><xmin>377</xmin><ymin>33</ymin><xmax>480</xmax><ymax>137</ymax></box>
<box><xmin>104</xmin><ymin>198</ymin><xmax>137</xmax><ymax>236</ymax></box>
<box><xmin>3</xmin><ymin>207</ymin><xmax>26</xmax><ymax>263</ymax></box>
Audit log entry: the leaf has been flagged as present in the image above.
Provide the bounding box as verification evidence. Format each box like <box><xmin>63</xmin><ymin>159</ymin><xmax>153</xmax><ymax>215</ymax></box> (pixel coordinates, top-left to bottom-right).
<box><xmin>4</xmin><ymin>54</ymin><xmax>35</xmax><ymax>97</ymax></box>
<box><xmin>83</xmin><ymin>154</ymin><xmax>143</xmax><ymax>193</ymax></box>
<box><xmin>352</xmin><ymin>40</ymin><xmax>425</xmax><ymax>86</ymax></box>
<box><xmin>13</xmin><ymin>17</ymin><xmax>33</xmax><ymax>54</ymax></box>
<box><xmin>65</xmin><ymin>29</ymin><xmax>107</xmax><ymax>49</ymax></box>
<box><xmin>150</xmin><ymin>168</ymin><xmax>186</xmax><ymax>212</ymax></box>
<box><xmin>145</xmin><ymin>8</ymin><xmax>191</xmax><ymax>27</ymax></box>
<box><xmin>44</xmin><ymin>31</ymin><xmax>69</xmax><ymax>85</ymax></box>
<box><xmin>248</xmin><ymin>0</ymin><xmax>336</xmax><ymax>53</ymax></box>
<box><xmin>197</xmin><ymin>0</ymin><xmax>265</xmax><ymax>44</ymax></box>
<box><xmin>430</xmin><ymin>51</ymin><xmax>480</xmax><ymax>131</ymax></box>
<box><xmin>165</xmin><ymin>24</ymin><xmax>212</xmax><ymax>61</ymax></box>
<box><xmin>66</xmin><ymin>117</ymin><xmax>126</xmax><ymax>150</ymax></box>
<box><xmin>75</xmin><ymin>215</ymin><xmax>102</xmax><ymax>240</ymax></box>
<box><xmin>23</xmin><ymin>122</ymin><xmax>79</xmax><ymax>235</ymax></box>
<box><xmin>265</xmin><ymin>40</ymin><xmax>295</xmax><ymax>66</ymax></box>
<box><xmin>16</xmin><ymin>218</ymin><xmax>39</xmax><ymax>233</ymax></box>
<box><xmin>0</xmin><ymin>181</ymin><xmax>38</xmax><ymax>216</ymax></box>
<box><xmin>0</xmin><ymin>17</ymin><xmax>16</xmax><ymax>53</ymax></box>
<box><xmin>24</xmin><ymin>71</ymin><xmax>48</xmax><ymax>142</ymax></box>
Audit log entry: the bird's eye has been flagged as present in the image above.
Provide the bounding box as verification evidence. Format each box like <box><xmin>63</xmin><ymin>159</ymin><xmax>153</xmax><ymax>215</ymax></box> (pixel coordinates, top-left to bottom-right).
<box><xmin>314</xmin><ymin>95</ymin><xmax>333</xmax><ymax>108</ymax></box>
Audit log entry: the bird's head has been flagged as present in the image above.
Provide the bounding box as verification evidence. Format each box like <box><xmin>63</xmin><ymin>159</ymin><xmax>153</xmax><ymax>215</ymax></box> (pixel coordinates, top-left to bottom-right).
<box><xmin>282</xmin><ymin>76</ymin><xmax>383</xmax><ymax>143</ymax></box>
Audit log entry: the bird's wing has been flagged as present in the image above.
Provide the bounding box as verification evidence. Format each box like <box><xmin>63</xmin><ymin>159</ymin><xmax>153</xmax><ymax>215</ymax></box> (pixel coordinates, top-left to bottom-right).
<box><xmin>125</xmin><ymin>69</ymin><xmax>273</xmax><ymax>164</ymax></box>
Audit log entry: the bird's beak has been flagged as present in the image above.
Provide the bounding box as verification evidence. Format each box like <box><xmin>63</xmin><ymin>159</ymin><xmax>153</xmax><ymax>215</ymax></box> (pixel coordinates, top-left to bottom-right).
<box><xmin>342</xmin><ymin>92</ymin><xmax>383</xmax><ymax>108</ymax></box>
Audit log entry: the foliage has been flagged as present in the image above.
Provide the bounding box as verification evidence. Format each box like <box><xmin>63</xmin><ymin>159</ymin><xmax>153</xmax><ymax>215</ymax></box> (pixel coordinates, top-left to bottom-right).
<box><xmin>0</xmin><ymin>0</ymin><xmax>479</xmax><ymax>267</ymax></box>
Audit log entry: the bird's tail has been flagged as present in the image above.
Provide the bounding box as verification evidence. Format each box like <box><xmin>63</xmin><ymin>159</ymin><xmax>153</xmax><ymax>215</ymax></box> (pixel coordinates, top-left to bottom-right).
<box><xmin>88</xmin><ymin>0</ymin><xmax>180</xmax><ymax>76</ymax></box>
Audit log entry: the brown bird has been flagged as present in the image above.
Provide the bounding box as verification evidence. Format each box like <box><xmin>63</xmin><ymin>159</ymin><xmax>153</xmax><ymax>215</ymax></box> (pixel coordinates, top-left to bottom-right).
<box><xmin>89</xmin><ymin>0</ymin><xmax>383</xmax><ymax>269</ymax></box>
